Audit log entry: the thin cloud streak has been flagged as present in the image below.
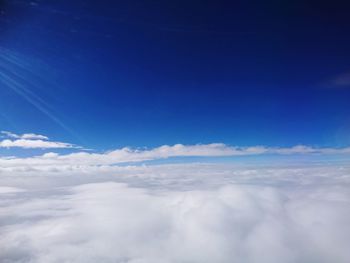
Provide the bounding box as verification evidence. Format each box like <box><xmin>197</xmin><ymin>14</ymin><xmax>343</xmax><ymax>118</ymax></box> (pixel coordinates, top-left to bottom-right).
<box><xmin>0</xmin><ymin>142</ymin><xmax>349</xmax><ymax>171</ymax></box>
<box><xmin>0</xmin><ymin>131</ymin><xmax>80</xmax><ymax>149</ymax></box>
<box><xmin>1</xmin><ymin>131</ymin><xmax>49</xmax><ymax>140</ymax></box>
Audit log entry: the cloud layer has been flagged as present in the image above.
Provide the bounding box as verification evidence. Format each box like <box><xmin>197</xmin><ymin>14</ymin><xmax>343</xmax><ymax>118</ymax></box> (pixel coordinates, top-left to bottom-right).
<box><xmin>1</xmin><ymin>132</ymin><xmax>349</xmax><ymax>262</ymax></box>
<box><xmin>1</xmin><ymin>132</ymin><xmax>350</xmax><ymax>172</ymax></box>
<box><xmin>1</xmin><ymin>164</ymin><xmax>350</xmax><ymax>263</ymax></box>
<box><xmin>1</xmin><ymin>141</ymin><xmax>350</xmax><ymax>173</ymax></box>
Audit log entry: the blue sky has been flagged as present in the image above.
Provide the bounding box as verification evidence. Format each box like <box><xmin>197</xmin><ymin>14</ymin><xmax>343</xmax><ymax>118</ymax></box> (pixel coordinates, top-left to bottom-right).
<box><xmin>1</xmin><ymin>3</ymin><xmax>350</xmax><ymax>261</ymax></box>
<box><xmin>0</xmin><ymin>0</ymin><xmax>350</xmax><ymax>152</ymax></box>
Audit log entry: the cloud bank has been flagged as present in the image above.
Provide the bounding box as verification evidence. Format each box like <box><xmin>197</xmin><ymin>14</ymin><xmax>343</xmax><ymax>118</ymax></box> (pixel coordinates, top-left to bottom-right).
<box><xmin>0</xmin><ymin>142</ymin><xmax>350</xmax><ymax>173</ymax></box>
<box><xmin>1</xmin><ymin>164</ymin><xmax>350</xmax><ymax>263</ymax></box>
<box><xmin>1</xmin><ymin>132</ymin><xmax>349</xmax><ymax>262</ymax></box>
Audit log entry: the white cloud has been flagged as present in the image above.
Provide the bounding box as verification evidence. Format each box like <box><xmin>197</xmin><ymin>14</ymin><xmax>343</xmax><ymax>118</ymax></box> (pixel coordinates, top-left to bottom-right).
<box><xmin>21</xmin><ymin>133</ymin><xmax>49</xmax><ymax>140</ymax></box>
<box><xmin>1</xmin><ymin>133</ymin><xmax>349</xmax><ymax>262</ymax></box>
<box><xmin>0</xmin><ymin>131</ymin><xmax>79</xmax><ymax>149</ymax></box>
<box><xmin>0</xmin><ymin>131</ymin><xmax>349</xmax><ymax>172</ymax></box>
<box><xmin>0</xmin><ymin>139</ymin><xmax>78</xmax><ymax>149</ymax></box>
<box><xmin>0</xmin><ymin>186</ymin><xmax>24</xmax><ymax>194</ymax></box>
<box><xmin>1</xmin><ymin>164</ymin><xmax>350</xmax><ymax>263</ymax></box>
<box><xmin>1</xmin><ymin>131</ymin><xmax>350</xmax><ymax>162</ymax></box>
<box><xmin>0</xmin><ymin>143</ymin><xmax>349</xmax><ymax>172</ymax></box>
<box><xmin>1</xmin><ymin>131</ymin><xmax>49</xmax><ymax>140</ymax></box>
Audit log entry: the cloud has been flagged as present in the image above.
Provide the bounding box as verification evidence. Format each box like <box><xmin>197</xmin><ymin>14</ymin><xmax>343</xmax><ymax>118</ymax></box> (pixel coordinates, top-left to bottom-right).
<box><xmin>21</xmin><ymin>133</ymin><xmax>49</xmax><ymax>140</ymax></box>
<box><xmin>0</xmin><ymin>131</ymin><xmax>79</xmax><ymax>149</ymax></box>
<box><xmin>1</xmin><ymin>131</ymin><xmax>49</xmax><ymax>140</ymax></box>
<box><xmin>0</xmin><ymin>139</ymin><xmax>79</xmax><ymax>149</ymax></box>
<box><xmin>0</xmin><ymin>131</ymin><xmax>349</xmax><ymax>171</ymax></box>
<box><xmin>1</xmin><ymin>165</ymin><xmax>350</xmax><ymax>263</ymax></box>
<box><xmin>0</xmin><ymin>143</ymin><xmax>349</xmax><ymax>172</ymax></box>
<box><xmin>0</xmin><ymin>186</ymin><xmax>24</xmax><ymax>194</ymax></box>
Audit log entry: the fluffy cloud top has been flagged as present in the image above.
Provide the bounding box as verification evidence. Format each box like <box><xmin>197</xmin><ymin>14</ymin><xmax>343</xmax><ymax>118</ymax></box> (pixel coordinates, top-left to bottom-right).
<box><xmin>1</xmin><ymin>131</ymin><xmax>350</xmax><ymax>262</ymax></box>
<box><xmin>1</xmin><ymin>163</ymin><xmax>350</xmax><ymax>263</ymax></box>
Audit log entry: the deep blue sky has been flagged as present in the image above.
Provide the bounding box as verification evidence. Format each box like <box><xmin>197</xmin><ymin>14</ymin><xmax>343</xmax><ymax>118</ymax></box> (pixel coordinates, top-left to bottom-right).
<box><xmin>0</xmin><ymin>0</ymin><xmax>350</xmax><ymax>150</ymax></box>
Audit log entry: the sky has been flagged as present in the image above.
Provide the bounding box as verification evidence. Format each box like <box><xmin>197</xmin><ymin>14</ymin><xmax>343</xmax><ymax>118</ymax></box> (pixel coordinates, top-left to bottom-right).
<box><xmin>0</xmin><ymin>0</ymin><xmax>350</xmax><ymax>152</ymax></box>
<box><xmin>1</xmin><ymin>2</ymin><xmax>350</xmax><ymax>262</ymax></box>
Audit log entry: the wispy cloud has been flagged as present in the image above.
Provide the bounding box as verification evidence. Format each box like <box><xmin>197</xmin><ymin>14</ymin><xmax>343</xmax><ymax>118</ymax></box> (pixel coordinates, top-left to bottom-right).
<box><xmin>0</xmin><ymin>139</ymin><xmax>79</xmax><ymax>149</ymax></box>
<box><xmin>0</xmin><ymin>137</ymin><xmax>349</xmax><ymax>172</ymax></box>
<box><xmin>1</xmin><ymin>131</ymin><xmax>49</xmax><ymax>140</ymax></box>
<box><xmin>0</xmin><ymin>131</ymin><xmax>79</xmax><ymax>149</ymax></box>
